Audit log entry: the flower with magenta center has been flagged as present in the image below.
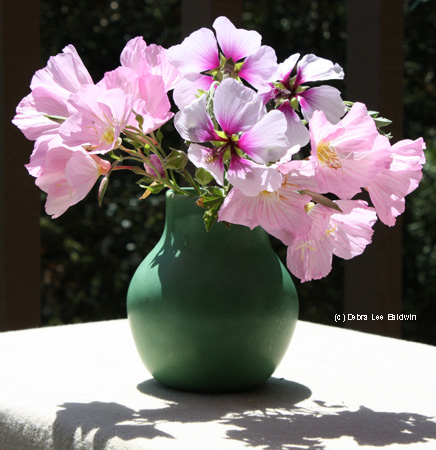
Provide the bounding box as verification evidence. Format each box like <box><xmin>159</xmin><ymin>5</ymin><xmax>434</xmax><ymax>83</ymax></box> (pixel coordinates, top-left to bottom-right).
<box><xmin>167</xmin><ymin>16</ymin><xmax>278</xmax><ymax>108</ymax></box>
<box><xmin>175</xmin><ymin>78</ymin><xmax>288</xmax><ymax>196</ymax></box>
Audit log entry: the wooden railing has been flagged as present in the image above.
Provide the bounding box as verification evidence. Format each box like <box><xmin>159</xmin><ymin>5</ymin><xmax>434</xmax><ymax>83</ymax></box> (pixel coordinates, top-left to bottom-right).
<box><xmin>0</xmin><ymin>0</ymin><xmax>404</xmax><ymax>337</ymax></box>
<box><xmin>0</xmin><ymin>0</ymin><xmax>42</xmax><ymax>331</ymax></box>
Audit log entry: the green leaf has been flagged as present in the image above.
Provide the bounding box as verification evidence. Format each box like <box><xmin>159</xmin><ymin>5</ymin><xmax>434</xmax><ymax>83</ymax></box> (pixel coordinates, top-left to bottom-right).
<box><xmin>196</xmin><ymin>187</ymin><xmax>226</xmax><ymax>231</ymax></box>
<box><xmin>155</xmin><ymin>128</ymin><xmax>164</xmax><ymax>145</ymax></box>
<box><xmin>137</xmin><ymin>176</ymin><xmax>154</xmax><ymax>187</ymax></box>
<box><xmin>195</xmin><ymin>167</ymin><xmax>214</xmax><ymax>186</ymax></box>
<box><xmin>146</xmin><ymin>182</ymin><xmax>166</xmax><ymax>194</ymax></box>
<box><xmin>43</xmin><ymin>114</ymin><xmax>66</xmax><ymax>124</ymax></box>
<box><xmin>199</xmin><ymin>197</ymin><xmax>221</xmax><ymax>209</ymax></box>
<box><xmin>373</xmin><ymin>116</ymin><xmax>393</xmax><ymax>128</ymax></box>
<box><xmin>202</xmin><ymin>196</ymin><xmax>225</xmax><ymax>232</ymax></box>
<box><xmin>132</xmin><ymin>110</ymin><xmax>144</xmax><ymax>130</ymax></box>
<box><xmin>165</xmin><ymin>149</ymin><xmax>188</xmax><ymax>171</ymax></box>
<box><xmin>138</xmin><ymin>181</ymin><xmax>166</xmax><ymax>200</ymax></box>
<box><xmin>205</xmin><ymin>186</ymin><xmax>226</xmax><ymax>197</ymax></box>
<box><xmin>203</xmin><ymin>208</ymin><xmax>218</xmax><ymax>232</ymax></box>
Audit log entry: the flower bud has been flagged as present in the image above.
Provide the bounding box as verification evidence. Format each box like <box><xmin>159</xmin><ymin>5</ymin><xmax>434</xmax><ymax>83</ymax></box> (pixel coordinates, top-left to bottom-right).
<box><xmin>144</xmin><ymin>154</ymin><xmax>165</xmax><ymax>178</ymax></box>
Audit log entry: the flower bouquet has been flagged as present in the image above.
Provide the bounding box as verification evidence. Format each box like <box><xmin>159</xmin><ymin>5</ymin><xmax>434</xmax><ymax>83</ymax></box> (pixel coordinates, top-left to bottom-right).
<box><xmin>13</xmin><ymin>16</ymin><xmax>427</xmax><ymax>392</ymax></box>
<box><xmin>13</xmin><ymin>16</ymin><xmax>425</xmax><ymax>284</ymax></box>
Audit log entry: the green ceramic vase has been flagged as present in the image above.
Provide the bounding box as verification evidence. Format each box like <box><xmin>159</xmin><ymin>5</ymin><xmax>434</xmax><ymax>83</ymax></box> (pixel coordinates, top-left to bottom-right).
<box><xmin>127</xmin><ymin>189</ymin><xmax>299</xmax><ymax>392</ymax></box>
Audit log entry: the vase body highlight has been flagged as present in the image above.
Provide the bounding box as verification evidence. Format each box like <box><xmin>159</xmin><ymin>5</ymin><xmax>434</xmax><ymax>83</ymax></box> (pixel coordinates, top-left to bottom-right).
<box><xmin>127</xmin><ymin>190</ymin><xmax>299</xmax><ymax>392</ymax></box>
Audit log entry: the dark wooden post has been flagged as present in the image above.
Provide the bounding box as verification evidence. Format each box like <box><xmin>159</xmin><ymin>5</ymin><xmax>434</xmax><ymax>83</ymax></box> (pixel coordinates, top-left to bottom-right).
<box><xmin>181</xmin><ymin>0</ymin><xmax>242</xmax><ymax>37</ymax></box>
<box><xmin>344</xmin><ymin>0</ymin><xmax>404</xmax><ymax>337</ymax></box>
<box><xmin>0</xmin><ymin>0</ymin><xmax>41</xmax><ymax>330</ymax></box>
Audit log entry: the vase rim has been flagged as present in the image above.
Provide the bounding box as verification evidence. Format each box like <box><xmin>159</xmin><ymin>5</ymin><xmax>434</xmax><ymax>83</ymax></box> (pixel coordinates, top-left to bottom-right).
<box><xmin>166</xmin><ymin>188</ymin><xmax>198</xmax><ymax>199</ymax></box>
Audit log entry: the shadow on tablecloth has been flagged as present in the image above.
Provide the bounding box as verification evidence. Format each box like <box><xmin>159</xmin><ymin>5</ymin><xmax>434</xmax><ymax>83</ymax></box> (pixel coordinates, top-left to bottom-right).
<box><xmin>52</xmin><ymin>377</ymin><xmax>436</xmax><ymax>449</ymax></box>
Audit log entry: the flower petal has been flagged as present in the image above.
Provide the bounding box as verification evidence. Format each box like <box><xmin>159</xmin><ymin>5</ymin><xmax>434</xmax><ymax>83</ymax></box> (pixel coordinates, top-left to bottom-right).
<box><xmin>137</xmin><ymin>74</ymin><xmax>173</xmax><ymax>133</ymax></box>
<box><xmin>286</xmin><ymin>205</ymin><xmax>335</xmax><ymax>282</ymax></box>
<box><xmin>213</xmin><ymin>78</ymin><xmax>265</xmax><ymax>135</ymax></box>
<box><xmin>273</xmin><ymin>53</ymin><xmax>300</xmax><ymax>83</ymax></box>
<box><xmin>60</xmin><ymin>85</ymin><xmax>133</xmax><ymax>153</ymax></box>
<box><xmin>120</xmin><ymin>37</ymin><xmax>151</xmax><ymax>76</ymax></box>
<box><xmin>25</xmin><ymin>134</ymin><xmax>59</xmax><ymax>177</ymax></box>
<box><xmin>296</xmin><ymin>54</ymin><xmax>344</xmax><ymax>84</ymax></box>
<box><xmin>65</xmin><ymin>151</ymin><xmax>109</xmax><ymax>203</ymax></box>
<box><xmin>12</xmin><ymin>93</ymin><xmax>60</xmax><ymax>140</ymax></box>
<box><xmin>238</xmin><ymin>45</ymin><xmax>278</xmax><ymax>89</ymax></box>
<box><xmin>298</xmin><ymin>85</ymin><xmax>346</xmax><ymax>123</ymax></box>
<box><xmin>188</xmin><ymin>143</ymin><xmax>224</xmax><ymax>185</ymax></box>
<box><xmin>213</xmin><ymin>16</ymin><xmax>261</xmax><ymax>61</ymax></box>
<box><xmin>392</xmin><ymin>137</ymin><xmax>426</xmax><ymax>166</ymax></box>
<box><xmin>309</xmin><ymin>107</ymin><xmax>391</xmax><ymax>198</ymax></box>
<box><xmin>174</xmin><ymin>94</ymin><xmax>219</xmax><ymax>142</ymax></box>
<box><xmin>329</xmin><ymin>200</ymin><xmax>377</xmax><ymax>258</ymax></box>
<box><xmin>31</xmin><ymin>45</ymin><xmax>93</xmax><ymax>93</ymax></box>
<box><xmin>167</xmin><ymin>28</ymin><xmax>219</xmax><ymax>73</ymax></box>
<box><xmin>121</xmin><ymin>37</ymin><xmax>181</xmax><ymax>91</ymax></box>
<box><xmin>278</xmin><ymin>102</ymin><xmax>310</xmax><ymax>148</ymax></box>
<box><xmin>238</xmin><ymin>109</ymin><xmax>289</xmax><ymax>164</ymax></box>
<box><xmin>366</xmin><ymin>138</ymin><xmax>425</xmax><ymax>227</ymax></box>
<box><xmin>172</xmin><ymin>73</ymin><xmax>214</xmax><ymax>109</ymax></box>
<box><xmin>228</xmin><ymin>156</ymin><xmax>283</xmax><ymax>196</ymax></box>
<box><xmin>219</xmin><ymin>184</ymin><xmax>312</xmax><ymax>240</ymax></box>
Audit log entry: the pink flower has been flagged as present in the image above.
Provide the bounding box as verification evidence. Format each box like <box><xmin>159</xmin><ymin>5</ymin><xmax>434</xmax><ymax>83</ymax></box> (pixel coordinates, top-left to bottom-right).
<box><xmin>25</xmin><ymin>134</ymin><xmax>55</xmax><ymax>177</ymax></box>
<box><xmin>286</xmin><ymin>200</ymin><xmax>377</xmax><ymax>282</ymax></box>
<box><xmin>277</xmin><ymin>158</ymin><xmax>321</xmax><ymax>192</ymax></box>
<box><xmin>367</xmin><ymin>137</ymin><xmax>426</xmax><ymax>226</ymax></box>
<box><xmin>13</xmin><ymin>45</ymin><xmax>93</xmax><ymax>140</ymax></box>
<box><xmin>218</xmin><ymin>182</ymin><xmax>312</xmax><ymax>241</ymax></box>
<box><xmin>99</xmin><ymin>68</ymin><xmax>173</xmax><ymax>134</ymax></box>
<box><xmin>286</xmin><ymin>203</ymin><xmax>334</xmax><ymax>282</ymax></box>
<box><xmin>120</xmin><ymin>36</ymin><xmax>181</xmax><ymax>91</ymax></box>
<box><xmin>167</xmin><ymin>16</ymin><xmax>277</xmax><ymax>108</ymax></box>
<box><xmin>329</xmin><ymin>200</ymin><xmax>377</xmax><ymax>259</ymax></box>
<box><xmin>59</xmin><ymin>85</ymin><xmax>134</xmax><ymax>153</ymax></box>
<box><xmin>174</xmin><ymin>78</ymin><xmax>289</xmax><ymax>195</ymax></box>
<box><xmin>309</xmin><ymin>103</ymin><xmax>391</xmax><ymax>199</ymax></box>
<box><xmin>29</xmin><ymin>136</ymin><xmax>110</xmax><ymax>218</ymax></box>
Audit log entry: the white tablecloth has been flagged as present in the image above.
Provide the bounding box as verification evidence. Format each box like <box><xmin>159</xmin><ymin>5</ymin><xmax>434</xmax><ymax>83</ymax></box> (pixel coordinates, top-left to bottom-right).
<box><xmin>0</xmin><ymin>319</ymin><xmax>435</xmax><ymax>450</ymax></box>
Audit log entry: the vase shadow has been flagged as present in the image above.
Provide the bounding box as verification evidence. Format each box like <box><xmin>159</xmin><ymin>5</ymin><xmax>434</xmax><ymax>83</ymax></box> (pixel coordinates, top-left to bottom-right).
<box><xmin>51</xmin><ymin>377</ymin><xmax>436</xmax><ymax>449</ymax></box>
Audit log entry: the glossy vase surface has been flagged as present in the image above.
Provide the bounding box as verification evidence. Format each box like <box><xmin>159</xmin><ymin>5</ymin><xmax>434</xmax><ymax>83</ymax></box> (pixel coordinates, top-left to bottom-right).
<box><xmin>127</xmin><ymin>190</ymin><xmax>299</xmax><ymax>392</ymax></box>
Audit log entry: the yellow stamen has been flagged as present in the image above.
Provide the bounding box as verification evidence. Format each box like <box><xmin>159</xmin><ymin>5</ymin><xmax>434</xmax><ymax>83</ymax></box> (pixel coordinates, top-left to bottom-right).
<box><xmin>204</xmin><ymin>152</ymin><xmax>220</xmax><ymax>164</ymax></box>
<box><xmin>295</xmin><ymin>241</ymin><xmax>317</xmax><ymax>261</ymax></box>
<box><xmin>102</xmin><ymin>126</ymin><xmax>115</xmax><ymax>144</ymax></box>
<box><xmin>326</xmin><ymin>224</ymin><xmax>337</xmax><ymax>235</ymax></box>
<box><xmin>304</xmin><ymin>201</ymin><xmax>315</xmax><ymax>213</ymax></box>
<box><xmin>317</xmin><ymin>142</ymin><xmax>342</xmax><ymax>169</ymax></box>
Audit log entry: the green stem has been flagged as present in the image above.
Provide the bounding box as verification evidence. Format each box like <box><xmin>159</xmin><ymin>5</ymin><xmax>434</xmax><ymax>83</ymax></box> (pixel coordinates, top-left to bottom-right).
<box><xmin>182</xmin><ymin>169</ymin><xmax>202</xmax><ymax>196</ymax></box>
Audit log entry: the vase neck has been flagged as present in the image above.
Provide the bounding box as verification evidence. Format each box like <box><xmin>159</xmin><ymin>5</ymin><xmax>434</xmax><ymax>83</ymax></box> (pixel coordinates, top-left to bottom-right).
<box><xmin>162</xmin><ymin>190</ymin><xmax>271</xmax><ymax>249</ymax></box>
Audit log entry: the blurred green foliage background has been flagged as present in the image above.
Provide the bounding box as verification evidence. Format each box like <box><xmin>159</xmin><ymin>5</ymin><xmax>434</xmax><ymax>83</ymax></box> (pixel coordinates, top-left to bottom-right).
<box><xmin>38</xmin><ymin>0</ymin><xmax>435</xmax><ymax>344</ymax></box>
